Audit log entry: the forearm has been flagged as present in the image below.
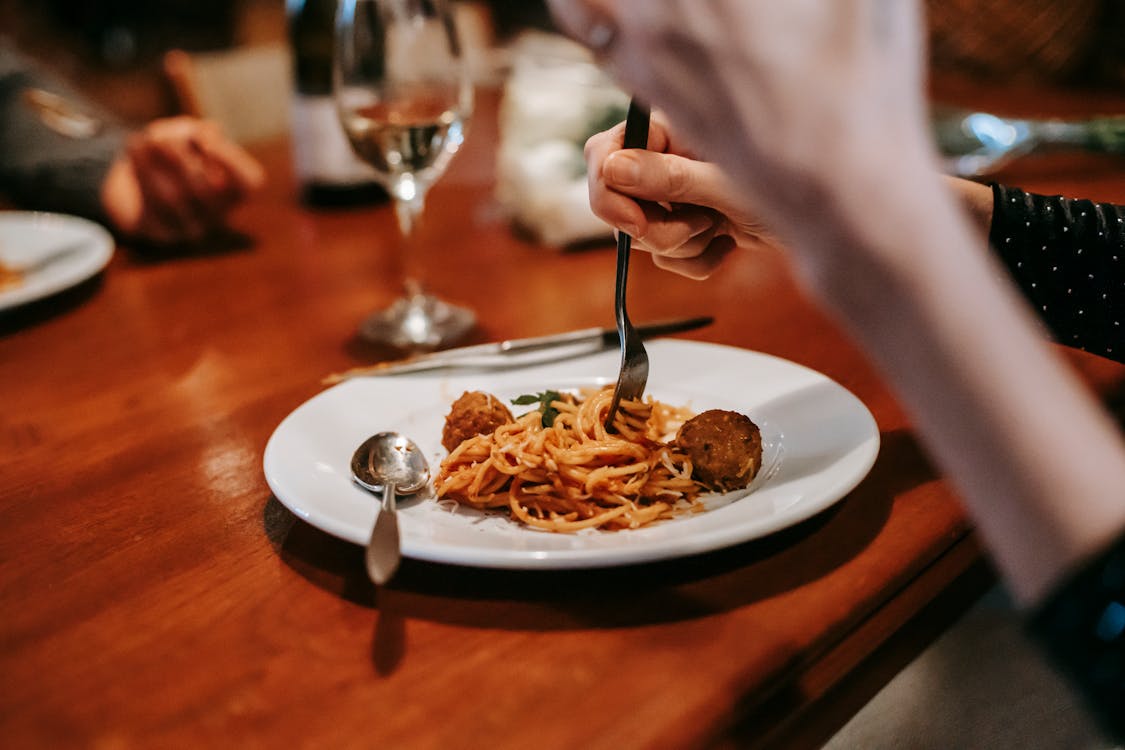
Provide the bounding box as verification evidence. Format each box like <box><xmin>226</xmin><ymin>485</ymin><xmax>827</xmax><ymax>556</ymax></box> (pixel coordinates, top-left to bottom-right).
<box><xmin>809</xmin><ymin>171</ymin><xmax>1125</xmax><ymax>606</ymax></box>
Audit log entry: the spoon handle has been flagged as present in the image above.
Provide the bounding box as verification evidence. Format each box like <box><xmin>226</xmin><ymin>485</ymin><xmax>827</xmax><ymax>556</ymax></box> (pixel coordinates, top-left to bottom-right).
<box><xmin>365</xmin><ymin>482</ymin><xmax>401</xmax><ymax>584</ymax></box>
<box><xmin>1031</xmin><ymin>116</ymin><xmax>1125</xmax><ymax>153</ymax></box>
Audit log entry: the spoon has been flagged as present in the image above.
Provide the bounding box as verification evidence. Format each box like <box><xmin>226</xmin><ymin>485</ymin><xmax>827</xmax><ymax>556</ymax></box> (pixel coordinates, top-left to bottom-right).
<box><xmin>932</xmin><ymin>107</ymin><xmax>1125</xmax><ymax>177</ymax></box>
<box><xmin>350</xmin><ymin>432</ymin><xmax>430</xmax><ymax>584</ymax></box>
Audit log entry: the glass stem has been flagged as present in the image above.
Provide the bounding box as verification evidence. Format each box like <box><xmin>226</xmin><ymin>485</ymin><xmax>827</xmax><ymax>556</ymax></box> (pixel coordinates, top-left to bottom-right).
<box><xmin>394</xmin><ymin>193</ymin><xmax>425</xmax><ymax>237</ymax></box>
<box><xmin>391</xmin><ymin>180</ymin><xmax>427</xmax><ymax>302</ymax></box>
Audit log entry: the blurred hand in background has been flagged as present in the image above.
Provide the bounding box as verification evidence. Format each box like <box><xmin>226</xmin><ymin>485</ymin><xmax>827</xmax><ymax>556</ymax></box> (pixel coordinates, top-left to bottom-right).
<box><xmin>100</xmin><ymin>116</ymin><xmax>264</xmax><ymax>245</ymax></box>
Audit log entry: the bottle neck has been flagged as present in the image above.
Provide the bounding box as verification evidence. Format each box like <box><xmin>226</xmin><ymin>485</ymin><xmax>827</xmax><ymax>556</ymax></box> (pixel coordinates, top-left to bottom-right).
<box><xmin>288</xmin><ymin>0</ymin><xmax>337</xmax><ymax>96</ymax></box>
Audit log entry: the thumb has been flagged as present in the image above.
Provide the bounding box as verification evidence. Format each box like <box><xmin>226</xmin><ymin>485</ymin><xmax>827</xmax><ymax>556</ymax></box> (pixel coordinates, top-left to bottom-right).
<box><xmin>603</xmin><ymin>150</ymin><xmax>735</xmax><ymax>215</ymax></box>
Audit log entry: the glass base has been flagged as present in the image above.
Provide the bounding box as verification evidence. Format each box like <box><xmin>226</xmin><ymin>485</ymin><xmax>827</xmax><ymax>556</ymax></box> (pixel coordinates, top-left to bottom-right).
<box><xmin>358</xmin><ymin>292</ymin><xmax>476</xmax><ymax>350</ymax></box>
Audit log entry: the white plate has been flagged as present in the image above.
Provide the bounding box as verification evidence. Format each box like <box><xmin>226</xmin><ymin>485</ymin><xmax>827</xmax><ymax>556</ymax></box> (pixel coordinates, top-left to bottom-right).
<box><xmin>0</xmin><ymin>211</ymin><xmax>114</xmax><ymax>311</ymax></box>
<box><xmin>263</xmin><ymin>340</ymin><xmax>880</xmax><ymax>569</ymax></box>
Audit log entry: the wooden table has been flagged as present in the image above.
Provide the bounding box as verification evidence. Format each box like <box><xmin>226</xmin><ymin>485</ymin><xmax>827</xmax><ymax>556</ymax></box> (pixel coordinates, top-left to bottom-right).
<box><xmin>2</xmin><ymin>84</ymin><xmax>1123</xmax><ymax>749</ymax></box>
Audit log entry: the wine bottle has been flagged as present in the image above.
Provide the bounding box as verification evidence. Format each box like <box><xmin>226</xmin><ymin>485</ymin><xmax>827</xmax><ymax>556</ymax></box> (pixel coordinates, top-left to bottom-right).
<box><xmin>287</xmin><ymin>0</ymin><xmax>386</xmax><ymax>206</ymax></box>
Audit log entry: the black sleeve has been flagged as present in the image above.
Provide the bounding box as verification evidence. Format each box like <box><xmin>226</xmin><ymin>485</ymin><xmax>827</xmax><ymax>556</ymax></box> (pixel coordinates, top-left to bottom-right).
<box><xmin>0</xmin><ymin>45</ymin><xmax>126</xmax><ymax>222</ymax></box>
<box><xmin>989</xmin><ymin>183</ymin><xmax>1125</xmax><ymax>364</ymax></box>
<box><xmin>1027</xmin><ymin>535</ymin><xmax>1125</xmax><ymax>740</ymax></box>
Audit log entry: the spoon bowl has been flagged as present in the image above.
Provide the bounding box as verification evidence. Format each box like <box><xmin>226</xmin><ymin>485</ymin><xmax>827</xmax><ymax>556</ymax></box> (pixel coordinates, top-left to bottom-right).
<box><xmin>350</xmin><ymin>431</ymin><xmax>430</xmax><ymax>584</ymax></box>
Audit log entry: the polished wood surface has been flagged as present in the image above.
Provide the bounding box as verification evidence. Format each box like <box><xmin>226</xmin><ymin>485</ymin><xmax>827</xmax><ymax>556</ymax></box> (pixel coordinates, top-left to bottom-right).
<box><xmin>2</xmin><ymin>85</ymin><xmax>1123</xmax><ymax>749</ymax></box>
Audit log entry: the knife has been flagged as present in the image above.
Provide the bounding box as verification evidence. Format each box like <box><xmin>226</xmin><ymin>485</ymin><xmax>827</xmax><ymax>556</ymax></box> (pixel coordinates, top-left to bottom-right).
<box><xmin>323</xmin><ymin>315</ymin><xmax>713</xmax><ymax>383</ymax></box>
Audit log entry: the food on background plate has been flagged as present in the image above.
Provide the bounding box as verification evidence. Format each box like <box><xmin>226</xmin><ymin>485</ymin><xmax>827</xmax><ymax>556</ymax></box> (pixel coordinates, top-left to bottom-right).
<box><xmin>434</xmin><ymin>387</ymin><xmax>762</xmax><ymax>532</ymax></box>
<box><xmin>0</xmin><ymin>259</ymin><xmax>23</xmax><ymax>291</ymax></box>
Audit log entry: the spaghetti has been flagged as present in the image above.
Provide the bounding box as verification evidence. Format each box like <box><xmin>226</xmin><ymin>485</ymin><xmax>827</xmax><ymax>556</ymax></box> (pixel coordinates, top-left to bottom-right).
<box><xmin>434</xmin><ymin>386</ymin><xmax>709</xmax><ymax>532</ymax></box>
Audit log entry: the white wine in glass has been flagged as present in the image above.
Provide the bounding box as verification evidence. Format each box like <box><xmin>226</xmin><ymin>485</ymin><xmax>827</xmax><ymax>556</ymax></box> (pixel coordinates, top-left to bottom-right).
<box><xmin>335</xmin><ymin>0</ymin><xmax>474</xmax><ymax>348</ymax></box>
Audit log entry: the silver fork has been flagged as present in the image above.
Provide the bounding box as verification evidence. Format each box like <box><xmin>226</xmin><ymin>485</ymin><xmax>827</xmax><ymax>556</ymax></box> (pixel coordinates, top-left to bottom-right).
<box><xmin>605</xmin><ymin>100</ymin><xmax>651</xmax><ymax>431</ymax></box>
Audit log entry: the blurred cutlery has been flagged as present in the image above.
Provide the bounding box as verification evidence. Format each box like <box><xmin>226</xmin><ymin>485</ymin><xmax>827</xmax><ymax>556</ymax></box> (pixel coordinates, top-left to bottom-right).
<box><xmin>323</xmin><ymin>314</ymin><xmax>710</xmax><ymax>383</ymax></box>
<box><xmin>934</xmin><ymin>108</ymin><xmax>1125</xmax><ymax>177</ymax></box>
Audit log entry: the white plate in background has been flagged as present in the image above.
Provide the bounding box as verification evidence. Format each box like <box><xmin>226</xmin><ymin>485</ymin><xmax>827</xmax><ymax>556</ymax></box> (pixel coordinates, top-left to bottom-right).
<box><xmin>0</xmin><ymin>211</ymin><xmax>114</xmax><ymax>311</ymax></box>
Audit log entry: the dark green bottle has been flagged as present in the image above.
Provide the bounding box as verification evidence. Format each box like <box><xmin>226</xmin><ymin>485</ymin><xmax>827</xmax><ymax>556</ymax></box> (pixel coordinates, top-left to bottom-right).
<box><xmin>287</xmin><ymin>0</ymin><xmax>386</xmax><ymax>206</ymax></box>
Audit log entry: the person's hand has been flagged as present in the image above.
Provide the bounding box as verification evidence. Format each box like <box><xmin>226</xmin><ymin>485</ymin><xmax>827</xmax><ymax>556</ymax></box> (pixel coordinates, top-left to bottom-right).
<box><xmin>549</xmin><ymin>0</ymin><xmax>938</xmax><ymax>266</ymax></box>
<box><xmin>586</xmin><ymin>112</ymin><xmax>779</xmax><ymax>279</ymax></box>
<box><xmin>100</xmin><ymin>116</ymin><xmax>265</xmax><ymax>245</ymax></box>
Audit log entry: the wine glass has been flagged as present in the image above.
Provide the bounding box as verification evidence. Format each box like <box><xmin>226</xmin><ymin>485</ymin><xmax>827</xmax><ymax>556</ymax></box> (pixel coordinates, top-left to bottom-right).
<box><xmin>334</xmin><ymin>0</ymin><xmax>475</xmax><ymax>349</ymax></box>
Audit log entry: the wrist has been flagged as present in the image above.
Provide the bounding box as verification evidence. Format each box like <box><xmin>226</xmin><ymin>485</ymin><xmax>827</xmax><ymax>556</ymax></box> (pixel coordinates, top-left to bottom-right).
<box><xmin>99</xmin><ymin>156</ymin><xmax>142</xmax><ymax>237</ymax></box>
<box><xmin>787</xmin><ymin>156</ymin><xmax>972</xmax><ymax>302</ymax></box>
<box><xmin>948</xmin><ymin>176</ymin><xmax>993</xmax><ymax>232</ymax></box>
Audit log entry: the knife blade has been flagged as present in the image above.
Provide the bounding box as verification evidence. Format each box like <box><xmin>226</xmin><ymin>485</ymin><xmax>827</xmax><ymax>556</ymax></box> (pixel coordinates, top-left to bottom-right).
<box><xmin>323</xmin><ymin>315</ymin><xmax>713</xmax><ymax>383</ymax></box>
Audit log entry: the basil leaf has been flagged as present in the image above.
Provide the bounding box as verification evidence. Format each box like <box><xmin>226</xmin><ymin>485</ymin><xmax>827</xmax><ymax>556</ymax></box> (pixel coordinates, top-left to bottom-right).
<box><xmin>511</xmin><ymin>391</ymin><xmax>562</xmax><ymax>427</ymax></box>
<box><xmin>539</xmin><ymin>390</ymin><xmax>561</xmax><ymax>427</ymax></box>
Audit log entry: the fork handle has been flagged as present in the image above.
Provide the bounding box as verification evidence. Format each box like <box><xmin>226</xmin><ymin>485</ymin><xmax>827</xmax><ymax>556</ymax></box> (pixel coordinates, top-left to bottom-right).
<box><xmin>613</xmin><ymin>231</ymin><xmax>634</xmax><ymax>329</ymax></box>
<box><xmin>606</xmin><ymin>100</ymin><xmax>652</xmax><ymax>431</ymax></box>
<box><xmin>614</xmin><ymin>99</ymin><xmax>651</xmax><ymax>316</ymax></box>
<box><xmin>622</xmin><ymin>99</ymin><xmax>651</xmax><ymax>151</ymax></box>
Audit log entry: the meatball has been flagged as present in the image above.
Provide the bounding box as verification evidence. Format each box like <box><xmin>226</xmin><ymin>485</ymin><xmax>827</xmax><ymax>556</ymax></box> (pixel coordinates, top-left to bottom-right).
<box><xmin>441</xmin><ymin>391</ymin><xmax>514</xmax><ymax>451</ymax></box>
<box><xmin>675</xmin><ymin>409</ymin><xmax>762</xmax><ymax>491</ymax></box>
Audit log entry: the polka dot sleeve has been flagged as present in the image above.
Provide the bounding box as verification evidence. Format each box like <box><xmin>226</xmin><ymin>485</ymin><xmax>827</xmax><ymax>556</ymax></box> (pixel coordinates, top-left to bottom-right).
<box><xmin>990</xmin><ymin>184</ymin><xmax>1125</xmax><ymax>363</ymax></box>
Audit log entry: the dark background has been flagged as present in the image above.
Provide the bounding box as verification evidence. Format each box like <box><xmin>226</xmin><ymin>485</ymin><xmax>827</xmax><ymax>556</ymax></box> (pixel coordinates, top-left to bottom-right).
<box><xmin>0</xmin><ymin>0</ymin><xmax>1121</xmax><ymax>124</ymax></box>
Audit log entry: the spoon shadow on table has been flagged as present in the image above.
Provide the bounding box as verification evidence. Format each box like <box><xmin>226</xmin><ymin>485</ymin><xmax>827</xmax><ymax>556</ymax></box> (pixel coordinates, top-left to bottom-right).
<box><xmin>263</xmin><ymin>429</ymin><xmax>933</xmax><ymax>637</ymax></box>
